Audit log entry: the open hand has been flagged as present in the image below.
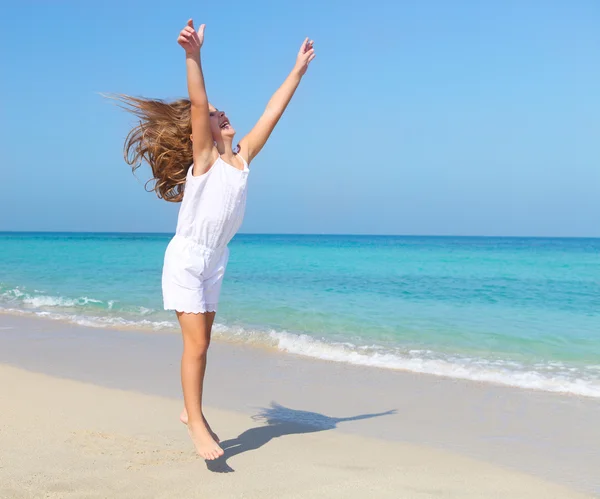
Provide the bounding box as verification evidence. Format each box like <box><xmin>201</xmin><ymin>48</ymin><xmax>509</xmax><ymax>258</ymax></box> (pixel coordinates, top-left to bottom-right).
<box><xmin>177</xmin><ymin>19</ymin><xmax>205</xmax><ymax>55</ymax></box>
<box><xmin>294</xmin><ymin>38</ymin><xmax>315</xmax><ymax>76</ymax></box>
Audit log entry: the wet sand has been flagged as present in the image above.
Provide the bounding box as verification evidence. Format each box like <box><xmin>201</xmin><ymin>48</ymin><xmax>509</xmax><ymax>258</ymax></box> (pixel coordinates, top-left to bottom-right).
<box><xmin>1</xmin><ymin>313</ymin><xmax>599</xmax><ymax>497</ymax></box>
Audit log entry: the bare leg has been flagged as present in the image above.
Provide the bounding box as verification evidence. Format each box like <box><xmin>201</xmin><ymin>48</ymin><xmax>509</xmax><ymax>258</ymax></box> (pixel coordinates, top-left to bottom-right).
<box><xmin>177</xmin><ymin>311</ymin><xmax>223</xmax><ymax>460</ymax></box>
<box><xmin>179</xmin><ymin>312</ymin><xmax>220</xmax><ymax>441</ymax></box>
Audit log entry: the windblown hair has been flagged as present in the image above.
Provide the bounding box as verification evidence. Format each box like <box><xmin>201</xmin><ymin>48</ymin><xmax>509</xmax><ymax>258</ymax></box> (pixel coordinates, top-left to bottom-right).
<box><xmin>112</xmin><ymin>94</ymin><xmax>193</xmax><ymax>203</ymax></box>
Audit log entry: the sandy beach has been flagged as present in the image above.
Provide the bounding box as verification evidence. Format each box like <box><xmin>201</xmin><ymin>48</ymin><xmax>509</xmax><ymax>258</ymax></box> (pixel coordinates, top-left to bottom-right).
<box><xmin>1</xmin><ymin>314</ymin><xmax>599</xmax><ymax>498</ymax></box>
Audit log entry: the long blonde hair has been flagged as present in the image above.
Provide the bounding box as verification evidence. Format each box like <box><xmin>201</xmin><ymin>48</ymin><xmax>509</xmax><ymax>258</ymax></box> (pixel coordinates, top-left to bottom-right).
<box><xmin>112</xmin><ymin>94</ymin><xmax>193</xmax><ymax>203</ymax></box>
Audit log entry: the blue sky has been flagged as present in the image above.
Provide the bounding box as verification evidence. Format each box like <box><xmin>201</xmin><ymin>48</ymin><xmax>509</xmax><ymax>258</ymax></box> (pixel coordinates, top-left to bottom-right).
<box><xmin>1</xmin><ymin>0</ymin><xmax>598</xmax><ymax>236</ymax></box>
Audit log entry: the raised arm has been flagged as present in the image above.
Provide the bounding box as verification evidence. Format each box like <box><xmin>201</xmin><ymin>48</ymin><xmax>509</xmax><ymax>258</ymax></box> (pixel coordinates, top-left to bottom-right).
<box><xmin>177</xmin><ymin>19</ymin><xmax>214</xmax><ymax>175</ymax></box>
<box><xmin>239</xmin><ymin>38</ymin><xmax>316</xmax><ymax>164</ymax></box>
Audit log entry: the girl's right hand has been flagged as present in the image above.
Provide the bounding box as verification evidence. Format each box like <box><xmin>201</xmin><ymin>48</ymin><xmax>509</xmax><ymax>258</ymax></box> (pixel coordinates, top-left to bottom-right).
<box><xmin>294</xmin><ymin>38</ymin><xmax>316</xmax><ymax>77</ymax></box>
<box><xmin>177</xmin><ymin>19</ymin><xmax>205</xmax><ymax>55</ymax></box>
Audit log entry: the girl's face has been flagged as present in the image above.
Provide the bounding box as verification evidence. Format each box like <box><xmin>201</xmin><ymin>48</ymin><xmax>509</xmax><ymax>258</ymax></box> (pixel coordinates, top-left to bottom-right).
<box><xmin>209</xmin><ymin>104</ymin><xmax>235</xmax><ymax>142</ymax></box>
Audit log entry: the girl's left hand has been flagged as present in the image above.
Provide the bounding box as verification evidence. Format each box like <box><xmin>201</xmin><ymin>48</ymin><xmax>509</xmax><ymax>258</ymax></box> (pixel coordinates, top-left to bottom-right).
<box><xmin>294</xmin><ymin>38</ymin><xmax>316</xmax><ymax>76</ymax></box>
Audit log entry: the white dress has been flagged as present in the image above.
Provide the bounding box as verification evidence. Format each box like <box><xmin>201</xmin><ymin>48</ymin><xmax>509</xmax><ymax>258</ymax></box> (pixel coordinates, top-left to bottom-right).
<box><xmin>162</xmin><ymin>154</ymin><xmax>249</xmax><ymax>313</ymax></box>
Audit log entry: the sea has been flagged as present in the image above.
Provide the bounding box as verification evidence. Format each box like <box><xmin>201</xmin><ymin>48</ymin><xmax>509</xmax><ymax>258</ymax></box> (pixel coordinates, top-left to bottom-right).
<box><xmin>1</xmin><ymin>232</ymin><xmax>599</xmax><ymax>397</ymax></box>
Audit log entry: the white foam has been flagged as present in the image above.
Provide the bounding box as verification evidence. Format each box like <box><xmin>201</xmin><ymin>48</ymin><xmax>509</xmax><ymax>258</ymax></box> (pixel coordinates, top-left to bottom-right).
<box><xmin>2</xmin><ymin>287</ymin><xmax>106</xmax><ymax>309</ymax></box>
<box><xmin>1</xmin><ymin>302</ymin><xmax>599</xmax><ymax>399</ymax></box>
<box><xmin>28</xmin><ymin>295</ymin><xmax>103</xmax><ymax>308</ymax></box>
<box><xmin>138</xmin><ymin>307</ymin><xmax>154</xmax><ymax>316</ymax></box>
<box><xmin>1</xmin><ymin>307</ymin><xmax>177</xmax><ymax>332</ymax></box>
<box><xmin>268</xmin><ymin>331</ymin><xmax>600</xmax><ymax>398</ymax></box>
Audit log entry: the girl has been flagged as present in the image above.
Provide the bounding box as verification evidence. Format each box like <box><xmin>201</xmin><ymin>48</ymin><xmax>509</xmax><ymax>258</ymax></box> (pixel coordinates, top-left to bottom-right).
<box><xmin>117</xmin><ymin>19</ymin><xmax>315</xmax><ymax>460</ymax></box>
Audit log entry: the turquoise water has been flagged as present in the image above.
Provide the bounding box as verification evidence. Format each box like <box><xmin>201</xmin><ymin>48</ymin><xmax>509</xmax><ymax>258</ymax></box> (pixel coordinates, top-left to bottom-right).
<box><xmin>1</xmin><ymin>232</ymin><xmax>599</xmax><ymax>396</ymax></box>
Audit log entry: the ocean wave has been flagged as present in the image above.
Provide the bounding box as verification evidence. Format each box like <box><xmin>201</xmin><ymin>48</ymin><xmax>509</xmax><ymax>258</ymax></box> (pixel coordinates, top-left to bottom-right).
<box><xmin>1</xmin><ymin>285</ymin><xmax>599</xmax><ymax>399</ymax></box>
<box><xmin>2</xmin><ymin>286</ymin><xmax>106</xmax><ymax>309</ymax></box>
<box><xmin>268</xmin><ymin>332</ymin><xmax>600</xmax><ymax>398</ymax></box>
<box><xmin>0</xmin><ymin>286</ymin><xmax>156</xmax><ymax>316</ymax></box>
<box><xmin>22</xmin><ymin>295</ymin><xmax>103</xmax><ymax>308</ymax></box>
<box><xmin>1</xmin><ymin>304</ymin><xmax>599</xmax><ymax>399</ymax></box>
<box><xmin>0</xmin><ymin>307</ymin><xmax>177</xmax><ymax>331</ymax></box>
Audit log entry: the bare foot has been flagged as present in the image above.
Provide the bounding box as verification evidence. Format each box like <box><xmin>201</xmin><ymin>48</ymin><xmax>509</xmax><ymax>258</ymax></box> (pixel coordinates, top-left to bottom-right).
<box><xmin>187</xmin><ymin>420</ymin><xmax>224</xmax><ymax>460</ymax></box>
<box><xmin>180</xmin><ymin>409</ymin><xmax>220</xmax><ymax>442</ymax></box>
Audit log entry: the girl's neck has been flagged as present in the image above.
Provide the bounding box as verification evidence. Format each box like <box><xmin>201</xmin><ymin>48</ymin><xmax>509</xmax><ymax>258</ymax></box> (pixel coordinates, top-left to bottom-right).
<box><xmin>216</xmin><ymin>139</ymin><xmax>236</xmax><ymax>161</ymax></box>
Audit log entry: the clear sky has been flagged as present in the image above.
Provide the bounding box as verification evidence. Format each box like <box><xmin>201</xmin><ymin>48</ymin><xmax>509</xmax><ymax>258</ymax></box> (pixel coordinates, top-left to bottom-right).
<box><xmin>1</xmin><ymin>0</ymin><xmax>598</xmax><ymax>236</ymax></box>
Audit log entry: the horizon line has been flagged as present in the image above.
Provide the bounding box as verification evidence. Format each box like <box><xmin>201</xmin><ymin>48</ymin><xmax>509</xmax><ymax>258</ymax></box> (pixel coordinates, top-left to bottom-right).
<box><xmin>0</xmin><ymin>230</ymin><xmax>599</xmax><ymax>240</ymax></box>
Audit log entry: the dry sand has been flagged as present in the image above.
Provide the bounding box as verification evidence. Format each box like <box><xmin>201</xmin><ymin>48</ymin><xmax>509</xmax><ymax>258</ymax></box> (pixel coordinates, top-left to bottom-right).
<box><xmin>1</xmin><ymin>363</ymin><xmax>594</xmax><ymax>499</ymax></box>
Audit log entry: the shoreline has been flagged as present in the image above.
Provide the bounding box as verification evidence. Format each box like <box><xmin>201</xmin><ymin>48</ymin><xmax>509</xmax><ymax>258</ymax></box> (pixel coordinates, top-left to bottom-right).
<box><xmin>2</xmin><ymin>307</ymin><xmax>598</xmax><ymax>399</ymax></box>
<box><xmin>1</xmin><ymin>313</ymin><xmax>599</xmax><ymax>496</ymax></box>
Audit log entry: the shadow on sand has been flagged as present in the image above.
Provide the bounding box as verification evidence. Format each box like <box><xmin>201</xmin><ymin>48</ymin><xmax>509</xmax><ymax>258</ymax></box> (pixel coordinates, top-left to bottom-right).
<box><xmin>206</xmin><ymin>402</ymin><xmax>396</xmax><ymax>472</ymax></box>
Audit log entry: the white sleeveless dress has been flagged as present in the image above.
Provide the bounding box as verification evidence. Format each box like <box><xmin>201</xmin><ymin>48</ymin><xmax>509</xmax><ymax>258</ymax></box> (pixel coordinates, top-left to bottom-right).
<box><xmin>162</xmin><ymin>154</ymin><xmax>249</xmax><ymax>313</ymax></box>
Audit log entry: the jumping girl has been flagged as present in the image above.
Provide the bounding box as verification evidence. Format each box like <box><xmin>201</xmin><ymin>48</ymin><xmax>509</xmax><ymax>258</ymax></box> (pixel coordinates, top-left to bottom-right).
<box><xmin>116</xmin><ymin>19</ymin><xmax>315</xmax><ymax>460</ymax></box>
